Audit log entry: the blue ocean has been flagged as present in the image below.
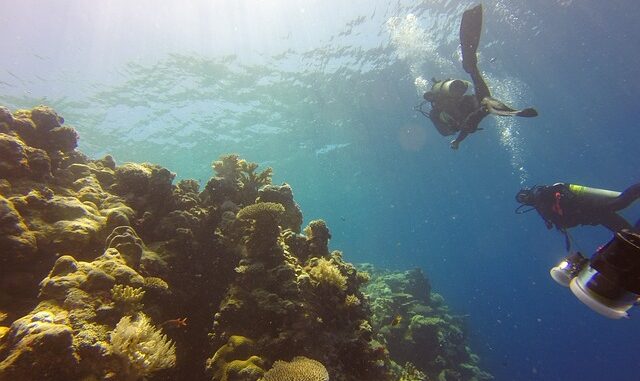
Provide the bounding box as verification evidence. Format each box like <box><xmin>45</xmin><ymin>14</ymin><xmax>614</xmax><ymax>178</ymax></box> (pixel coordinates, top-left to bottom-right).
<box><xmin>2</xmin><ymin>1</ymin><xmax>640</xmax><ymax>380</ymax></box>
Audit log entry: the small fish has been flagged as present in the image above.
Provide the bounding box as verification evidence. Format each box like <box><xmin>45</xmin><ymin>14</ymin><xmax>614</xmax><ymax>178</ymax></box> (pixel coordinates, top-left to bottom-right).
<box><xmin>390</xmin><ymin>315</ymin><xmax>402</xmax><ymax>326</ymax></box>
<box><xmin>161</xmin><ymin>317</ymin><xmax>188</xmax><ymax>329</ymax></box>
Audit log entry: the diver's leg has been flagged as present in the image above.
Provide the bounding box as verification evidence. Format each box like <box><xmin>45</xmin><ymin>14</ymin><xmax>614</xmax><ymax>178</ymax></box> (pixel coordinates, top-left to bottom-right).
<box><xmin>482</xmin><ymin>98</ymin><xmax>539</xmax><ymax>117</ymax></box>
<box><xmin>600</xmin><ymin>213</ymin><xmax>633</xmax><ymax>232</ymax></box>
<box><xmin>609</xmin><ymin>183</ymin><xmax>640</xmax><ymax>211</ymax></box>
<box><xmin>461</xmin><ymin>107</ymin><xmax>489</xmax><ymax>133</ymax></box>
<box><xmin>469</xmin><ymin>68</ymin><xmax>491</xmax><ymax>101</ymax></box>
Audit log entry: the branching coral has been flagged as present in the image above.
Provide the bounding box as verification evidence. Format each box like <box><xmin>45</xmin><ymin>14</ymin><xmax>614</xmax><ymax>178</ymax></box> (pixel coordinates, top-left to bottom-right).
<box><xmin>344</xmin><ymin>294</ymin><xmax>361</xmax><ymax>307</ymax></box>
<box><xmin>111</xmin><ymin>284</ymin><xmax>145</xmax><ymax>314</ymax></box>
<box><xmin>261</xmin><ymin>356</ymin><xmax>329</xmax><ymax>381</ymax></box>
<box><xmin>209</xmin><ymin>154</ymin><xmax>274</xmax><ymax>205</ymax></box>
<box><xmin>109</xmin><ymin>313</ymin><xmax>176</xmax><ymax>380</ymax></box>
<box><xmin>213</xmin><ymin>154</ymin><xmax>243</xmax><ymax>181</ymax></box>
<box><xmin>398</xmin><ymin>362</ymin><xmax>427</xmax><ymax>381</ymax></box>
<box><xmin>308</xmin><ymin>258</ymin><xmax>347</xmax><ymax>292</ymax></box>
<box><xmin>240</xmin><ymin>160</ymin><xmax>273</xmax><ymax>202</ymax></box>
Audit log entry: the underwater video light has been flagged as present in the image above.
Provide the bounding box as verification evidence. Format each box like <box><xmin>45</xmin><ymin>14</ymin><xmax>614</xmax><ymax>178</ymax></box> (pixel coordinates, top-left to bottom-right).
<box><xmin>550</xmin><ymin>230</ymin><xmax>640</xmax><ymax>319</ymax></box>
<box><xmin>550</xmin><ymin>252</ymin><xmax>589</xmax><ymax>287</ymax></box>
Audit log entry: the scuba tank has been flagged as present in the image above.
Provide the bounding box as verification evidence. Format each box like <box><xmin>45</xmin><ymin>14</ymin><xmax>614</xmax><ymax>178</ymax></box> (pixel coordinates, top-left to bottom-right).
<box><xmin>430</xmin><ymin>79</ymin><xmax>470</xmax><ymax>98</ymax></box>
<box><xmin>568</xmin><ymin>184</ymin><xmax>621</xmax><ymax>206</ymax></box>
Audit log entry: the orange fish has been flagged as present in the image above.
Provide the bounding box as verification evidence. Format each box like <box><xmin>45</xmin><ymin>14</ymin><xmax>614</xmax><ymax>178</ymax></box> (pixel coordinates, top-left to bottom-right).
<box><xmin>161</xmin><ymin>317</ymin><xmax>187</xmax><ymax>328</ymax></box>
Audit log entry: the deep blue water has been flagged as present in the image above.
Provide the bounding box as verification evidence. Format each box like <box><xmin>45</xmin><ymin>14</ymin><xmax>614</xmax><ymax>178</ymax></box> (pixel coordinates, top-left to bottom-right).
<box><xmin>2</xmin><ymin>1</ymin><xmax>640</xmax><ymax>380</ymax></box>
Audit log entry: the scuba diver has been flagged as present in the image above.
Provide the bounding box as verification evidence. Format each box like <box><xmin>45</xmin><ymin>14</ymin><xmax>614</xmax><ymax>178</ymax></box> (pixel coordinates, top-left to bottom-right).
<box><xmin>515</xmin><ymin>182</ymin><xmax>640</xmax><ymax>248</ymax></box>
<box><xmin>417</xmin><ymin>4</ymin><xmax>538</xmax><ymax>149</ymax></box>
<box><xmin>519</xmin><ymin>184</ymin><xmax>640</xmax><ymax>318</ymax></box>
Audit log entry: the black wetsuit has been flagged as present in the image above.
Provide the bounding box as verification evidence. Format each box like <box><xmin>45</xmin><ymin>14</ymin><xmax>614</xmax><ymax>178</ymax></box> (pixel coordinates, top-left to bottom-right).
<box><xmin>532</xmin><ymin>183</ymin><xmax>640</xmax><ymax>232</ymax></box>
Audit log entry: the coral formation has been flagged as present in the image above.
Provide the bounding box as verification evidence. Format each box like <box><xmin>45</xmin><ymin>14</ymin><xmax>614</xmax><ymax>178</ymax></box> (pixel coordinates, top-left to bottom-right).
<box><xmin>256</xmin><ymin>184</ymin><xmax>303</xmax><ymax>233</ymax></box>
<box><xmin>201</xmin><ymin>154</ymin><xmax>273</xmax><ymax>206</ymax></box>
<box><xmin>111</xmin><ymin>284</ymin><xmax>145</xmax><ymax>315</ymax></box>
<box><xmin>308</xmin><ymin>257</ymin><xmax>348</xmax><ymax>291</ymax></box>
<box><xmin>0</xmin><ymin>105</ymin><xmax>490</xmax><ymax>381</ymax></box>
<box><xmin>262</xmin><ymin>356</ymin><xmax>329</xmax><ymax>381</ymax></box>
<box><xmin>205</xmin><ymin>335</ymin><xmax>264</xmax><ymax>381</ymax></box>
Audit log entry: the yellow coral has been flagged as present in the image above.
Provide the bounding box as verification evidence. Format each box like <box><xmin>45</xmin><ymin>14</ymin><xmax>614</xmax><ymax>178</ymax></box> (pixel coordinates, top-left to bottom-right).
<box><xmin>143</xmin><ymin>277</ymin><xmax>168</xmax><ymax>292</ymax></box>
<box><xmin>111</xmin><ymin>284</ymin><xmax>145</xmax><ymax>312</ymax></box>
<box><xmin>398</xmin><ymin>362</ymin><xmax>427</xmax><ymax>381</ymax></box>
<box><xmin>308</xmin><ymin>258</ymin><xmax>347</xmax><ymax>291</ymax></box>
<box><xmin>344</xmin><ymin>294</ymin><xmax>361</xmax><ymax>307</ymax></box>
<box><xmin>262</xmin><ymin>356</ymin><xmax>328</xmax><ymax>381</ymax></box>
<box><xmin>236</xmin><ymin>202</ymin><xmax>285</xmax><ymax>222</ymax></box>
<box><xmin>207</xmin><ymin>335</ymin><xmax>264</xmax><ymax>381</ymax></box>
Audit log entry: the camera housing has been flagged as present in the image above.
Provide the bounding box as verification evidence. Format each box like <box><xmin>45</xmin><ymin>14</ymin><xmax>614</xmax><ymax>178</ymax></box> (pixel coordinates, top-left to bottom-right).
<box><xmin>550</xmin><ymin>230</ymin><xmax>640</xmax><ymax>319</ymax></box>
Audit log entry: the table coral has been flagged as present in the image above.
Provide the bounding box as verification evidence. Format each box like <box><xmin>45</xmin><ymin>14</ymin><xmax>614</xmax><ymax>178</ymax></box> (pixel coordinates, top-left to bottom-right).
<box><xmin>237</xmin><ymin>201</ymin><xmax>285</xmax><ymax>255</ymax></box>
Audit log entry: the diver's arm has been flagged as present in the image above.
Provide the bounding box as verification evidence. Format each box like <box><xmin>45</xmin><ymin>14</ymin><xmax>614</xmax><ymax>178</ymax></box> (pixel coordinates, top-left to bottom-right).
<box><xmin>536</xmin><ymin>209</ymin><xmax>554</xmax><ymax>230</ymax></box>
<box><xmin>450</xmin><ymin>131</ymin><xmax>468</xmax><ymax>150</ymax></box>
<box><xmin>600</xmin><ymin>213</ymin><xmax>632</xmax><ymax>232</ymax></box>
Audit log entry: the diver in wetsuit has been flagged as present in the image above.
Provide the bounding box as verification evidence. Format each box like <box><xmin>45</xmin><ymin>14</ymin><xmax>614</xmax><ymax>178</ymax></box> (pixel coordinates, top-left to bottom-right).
<box><xmin>419</xmin><ymin>4</ymin><xmax>538</xmax><ymax>149</ymax></box>
<box><xmin>516</xmin><ymin>182</ymin><xmax>640</xmax><ymax>248</ymax></box>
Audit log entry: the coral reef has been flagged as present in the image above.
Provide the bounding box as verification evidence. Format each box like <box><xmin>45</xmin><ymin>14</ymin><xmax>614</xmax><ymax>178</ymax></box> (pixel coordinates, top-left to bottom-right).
<box><xmin>0</xmin><ymin>105</ymin><xmax>490</xmax><ymax>381</ymax></box>
<box><xmin>361</xmin><ymin>266</ymin><xmax>493</xmax><ymax>381</ymax></box>
<box><xmin>0</xmin><ymin>245</ymin><xmax>175</xmax><ymax>380</ymax></box>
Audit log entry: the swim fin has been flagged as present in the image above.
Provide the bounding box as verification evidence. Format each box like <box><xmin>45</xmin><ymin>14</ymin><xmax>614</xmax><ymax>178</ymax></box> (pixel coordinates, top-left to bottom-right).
<box><xmin>460</xmin><ymin>4</ymin><xmax>483</xmax><ymax>74</ymax></box>
<box><xmin>516</xmin><ymin>108</ymin><xmax>538</xmax><ymax>117</ymax></box>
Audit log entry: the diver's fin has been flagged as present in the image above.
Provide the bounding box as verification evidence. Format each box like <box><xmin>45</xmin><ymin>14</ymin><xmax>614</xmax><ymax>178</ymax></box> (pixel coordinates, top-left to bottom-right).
<box><xmin>516</xmin><ymin>108</ymin><xmax>538</xmax><ymax>117</ymax></box>
<box><xmin>460</xmin><ymin>4</ymin><xmax>483</xmax><ymax>74</ymax></box>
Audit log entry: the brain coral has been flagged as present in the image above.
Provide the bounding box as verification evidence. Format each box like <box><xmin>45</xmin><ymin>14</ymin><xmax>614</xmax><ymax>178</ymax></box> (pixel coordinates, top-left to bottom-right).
<box><xmin>262</xmin><ymin>356</ymin><xmax>329</xmax><ymax>381</ymax></box>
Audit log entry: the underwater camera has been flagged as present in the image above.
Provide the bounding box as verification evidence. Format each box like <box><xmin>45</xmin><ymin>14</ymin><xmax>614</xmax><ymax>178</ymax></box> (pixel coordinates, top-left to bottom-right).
<box><xmin>550</xmin><ymin>230</ymin><xmax>640</xmax><ymax>319</ymax></box>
